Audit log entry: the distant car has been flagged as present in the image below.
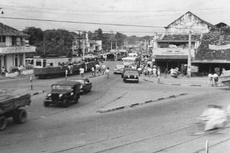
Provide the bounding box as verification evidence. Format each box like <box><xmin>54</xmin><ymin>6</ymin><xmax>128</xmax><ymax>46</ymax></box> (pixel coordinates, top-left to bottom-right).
<box><xmin>44</xmin><ymin>81</ymin><xmax>81</xmax><ymax>108</ymax></box>
<box><xmin>71</xmin><ymin>78</ymin><xmax>92</xmax><ymax>94</ymax></box>
<box><xmin>114</xmin><ymin>65</ymin><xmax>125</xmax><ymax>74</ymax></box>
<box><xmin>123</xmin><ymin>69</ymin><xmax>139</xmax><ymax>83</ymax></box>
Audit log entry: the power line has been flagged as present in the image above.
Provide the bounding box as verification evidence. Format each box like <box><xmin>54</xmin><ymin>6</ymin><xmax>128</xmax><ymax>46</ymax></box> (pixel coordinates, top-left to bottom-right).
<box><xmin>2</xmin><ymin>4</ymin><xmax>230</xmax><ymax>13</ymax></box>
<box><xmin>0</xmin><ymin>16</ymin><xmax>163</xmax><ymax>28</ymax></box>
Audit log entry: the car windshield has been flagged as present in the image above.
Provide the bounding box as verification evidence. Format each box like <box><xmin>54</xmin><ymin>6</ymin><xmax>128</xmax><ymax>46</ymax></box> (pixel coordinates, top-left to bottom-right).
<box><xmin>125</xmin><ymin>71</ymin><xmax>138</xmax><ymax>75</ymax></box>
<box><xmin>116</xmin><ymin>65</ymin><xmax>124</xmax><ymax>69</ymax></box>
<box><xmin>52</xmin><ymin>85</ymin><xmax>72</xmax><ymax>90</ymax></box>
<box><xmin>74</xmin><ymin>80</ymin><xmax>85</xmax><ymax>84</ymax></box>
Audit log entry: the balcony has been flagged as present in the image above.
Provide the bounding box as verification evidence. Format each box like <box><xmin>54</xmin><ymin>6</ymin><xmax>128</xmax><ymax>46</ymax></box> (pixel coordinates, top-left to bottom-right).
<box><xmin>0</xmin><ymin>46</ymin><xmax>36</xmax><ymax>54</ymax></box>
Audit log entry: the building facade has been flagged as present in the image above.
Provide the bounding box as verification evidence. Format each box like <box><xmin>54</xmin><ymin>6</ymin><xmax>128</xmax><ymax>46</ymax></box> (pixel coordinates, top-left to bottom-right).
<box><xmin>152</xmin><ymin>11</ymin><xmax>215</xmax><ymax>72</ymax></box>
<box><xmin>0</xmin><ymin>22</ymin><xmax>36</xmax><ymax>73</ymax></box>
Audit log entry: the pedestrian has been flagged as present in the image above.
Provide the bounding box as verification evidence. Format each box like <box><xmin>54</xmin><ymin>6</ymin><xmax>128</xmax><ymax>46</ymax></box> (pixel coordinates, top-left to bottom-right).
<box><xmin>101</xmin><ymin>64</ymin><xmax>106</xmax><ymax>75</ymax></box>
<box><xmin>157</xmin><ymin>66</ymin><xmax>161</xmax><ymax>83</ymax></box>
<box><xmin>105</xmin><ymin>67</ymin><xmax>110</xmax><ymax>79</ymax></box>
<box><xmin>147</xmin><ymin>66</ymin><xmax>152</xmax><ymax>78</ymax></box>
<box><xmin>164</xmin><ymin>68</ymin><xmax>168</xmax><ymax>78</ymax></box>
<box><xmin>137</xmin><ymin>67</ymin><xmax>142</xmax><ymax>76</ymax></box>
<box><xmin>208</xmin><ymin>73</ymin><xmax>213</xmax><ymax>86</ymax></box>
<box><xmin>79</xmin><ymin>67</ymin><xmax>84</xmax><ymax>78</ymax></box>
<box><xmin>213</xmin><ymin>73</ymin><xmax>219</xmax><ymax>87</ymax></box>
<box><xmin>91</xmin><ymin>66</ymin><xmax>95</xmax><ymax>77</ymax></box>
<box><xmin>152</xmin><ymin>65</ymin><xmax>157</xmax><ymax>77</ymax></box>
<box><xmin>200</xmin><ymin>105</ymin><xmax>227</xmax><ymax>132</ymax></box>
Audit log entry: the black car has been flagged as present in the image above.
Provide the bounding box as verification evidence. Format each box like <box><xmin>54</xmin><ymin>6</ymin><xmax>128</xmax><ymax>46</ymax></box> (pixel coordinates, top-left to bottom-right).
<box><xmin>123</xmin><ymin>69</ymin><xmax>139</xmax><ymax>83</ymax></box>
<box><xmin>44</xmin><ymin>81</ymin><xmax>81</xmax><ymax>108</ymax></box>
<box><xmin>71</xmin><ymin>78</ymin><xmax>92</xmax><ymax>94</ymax></box>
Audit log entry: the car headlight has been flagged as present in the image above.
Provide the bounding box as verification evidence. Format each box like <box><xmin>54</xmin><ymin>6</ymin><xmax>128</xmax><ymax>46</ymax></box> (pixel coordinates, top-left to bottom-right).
<box><xmin>59</xmin><ymin>94</ymin><xmax>63</xmax><ymax>98</ymax></box>
<box><xmin>47</xmin><ymin>93</ymin><xmax>51</xmax><ymax>97</ymax></box>
<box><xmin>70</xmin><ymin>92</ymin><xmax>73</xmax><ymax>96</ymax></box>
<box><xmin>80</xmin><ymin>85</ymin><xmax>83</xmax><ymax>89</ymax></box>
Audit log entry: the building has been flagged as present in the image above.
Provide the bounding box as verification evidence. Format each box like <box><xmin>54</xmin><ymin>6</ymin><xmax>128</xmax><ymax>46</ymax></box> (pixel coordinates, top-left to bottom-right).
<box><xmin>193</xmin><ymin>32</ymin><xmax>230</xmax><ymax>74</ymax></box>
<box><xmin>152</xmin><ymin>11</ymin><xmax>215</xmax><ymax>72</ymax></box>
<box><xmin>0</xmin><ymin>22</ymin><xmax>36</xmax><ymax>73</ymax></box>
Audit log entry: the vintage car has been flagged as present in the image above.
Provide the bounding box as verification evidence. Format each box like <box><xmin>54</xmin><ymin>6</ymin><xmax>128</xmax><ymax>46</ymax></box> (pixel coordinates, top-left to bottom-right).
<box><xmin>123</xmin><ymin>69</ymin><xmax>139</xmax><ymax>83</ymax></box>
<box><xmin>71</xmin><ymin>78</ymin><xmax>92</xmax><ymax>94</ymax></box>
<box><xmin>113</xmin><ymin>64</ymin><xmax>125</xmax><ymax>74</ymax></box>
<box><xmin>44</xmin><ymin>81</ymin><xmax>81</xmax><ymax>108</ymax></box>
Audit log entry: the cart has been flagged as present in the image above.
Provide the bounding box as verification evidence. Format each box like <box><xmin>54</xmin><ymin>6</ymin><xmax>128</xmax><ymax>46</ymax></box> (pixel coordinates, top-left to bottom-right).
<box><xmin>0</xmin><ymin>93</ymin><xmax>31</xmax><ymax>131</ymax></box>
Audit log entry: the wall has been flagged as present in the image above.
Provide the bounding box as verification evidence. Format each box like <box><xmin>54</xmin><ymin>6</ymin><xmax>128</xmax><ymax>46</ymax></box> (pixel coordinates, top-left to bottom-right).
<box><xmin>166</xmin><ymin>13</ymin><xmax>211</xmax><ymax>34</ymax></box>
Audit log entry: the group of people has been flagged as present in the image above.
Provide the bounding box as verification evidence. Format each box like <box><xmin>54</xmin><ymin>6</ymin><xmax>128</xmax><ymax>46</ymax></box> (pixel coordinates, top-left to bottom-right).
<box><xmin>78</xmin><ymin>62</ymin><xmax>110</xmax><ymax>79</ymax></box>
<box><xmin>143</xmin><ymin>65</ymin><xmax>161</xmax><ymax>78</ymax></box>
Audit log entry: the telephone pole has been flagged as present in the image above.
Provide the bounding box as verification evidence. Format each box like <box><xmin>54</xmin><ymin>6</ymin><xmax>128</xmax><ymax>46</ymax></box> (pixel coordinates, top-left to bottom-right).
<box><xmin>187</xmin><ymin>28</ymin><xmax>192</xmax><ymax>77</ymax></box>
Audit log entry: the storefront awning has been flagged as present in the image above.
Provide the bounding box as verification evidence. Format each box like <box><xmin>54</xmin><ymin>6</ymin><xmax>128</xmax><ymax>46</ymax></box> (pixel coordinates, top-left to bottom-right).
<box><xmin>192</xmin><ymin>60</ymin><xmax>230</xmax><ymax>64</ymax></box>
<box><xmin>154</xmin><ymin>55</ymin><xmax>188</xmax><ymax>60</ymax></box>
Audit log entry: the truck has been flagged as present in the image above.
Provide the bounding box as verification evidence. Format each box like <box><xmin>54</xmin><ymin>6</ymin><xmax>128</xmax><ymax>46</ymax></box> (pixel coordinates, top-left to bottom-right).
<box><xmin>0</xmin><ymin>93</ymin><xmax>31</xmax><ymax>131</ymax></box>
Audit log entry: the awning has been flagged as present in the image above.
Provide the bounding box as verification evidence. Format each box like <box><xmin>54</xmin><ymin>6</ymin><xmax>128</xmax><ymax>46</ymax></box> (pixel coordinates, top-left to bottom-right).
<box><xmin>154</xmin><ymin>55</ymin><xmax>188</xmax><ymax>60</ymax></box>
<box><xmin>192</xmin><ymin>60</ymin><xmax>230</xmax><ymax>64</ymax></box>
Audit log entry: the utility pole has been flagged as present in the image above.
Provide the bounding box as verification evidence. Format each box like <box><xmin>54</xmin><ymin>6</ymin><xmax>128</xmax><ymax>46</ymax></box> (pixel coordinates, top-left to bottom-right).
<box><xmin>43</xmin><ymin>33</ymin><xmax>45</xmax><ymax>55</ymax></box>
<box><xmin>75</xmin><ymin>30</ymin><xmax>84</xmax><ymax>57</ymax></box>
<box><xmin>187</xmin><ymin>28</ymin><xmax>192</xmax><ymax>77</ymax></box>
<box><xmin>111</xmin><ymin>42</ymin><xmax>112</xmax><ymax>50</ymax></box>
<box><xmin>116</xmin><ymin>41</ymin><xmax>117</xmax><ymax>50</ymax></box>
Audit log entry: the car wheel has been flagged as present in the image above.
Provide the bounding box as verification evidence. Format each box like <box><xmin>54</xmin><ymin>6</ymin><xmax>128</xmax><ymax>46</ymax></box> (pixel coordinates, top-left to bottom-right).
<box><xmin>44</xmin><ymin>102</ymin><xmax>50</xmax><ymax>107</ymax></box>
<box><xmin>0</xmin><ymin>116</ymin><xmax>7</xmax><ymax>131</ymax></box>
<box><xmin>62</xmin><ymin>99</ymin><xmax>69</xmax><ymax>108</ymax></box>
<box><xmin>13</xmin><ymin>109</ymin><xmax>27</xmax><ymax>124</ymax></box>
<box><xmin>123</xmin><ymin>79</ymin><xmax>126</xmax><ymax>83</ymax></box>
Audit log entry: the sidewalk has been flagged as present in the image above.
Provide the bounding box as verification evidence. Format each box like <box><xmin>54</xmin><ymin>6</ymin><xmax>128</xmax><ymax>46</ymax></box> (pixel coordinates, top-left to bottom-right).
<box><xmin>143</xmin><ymin>75</ymin><xmax>213</xmax><ymax>87</ymax></box>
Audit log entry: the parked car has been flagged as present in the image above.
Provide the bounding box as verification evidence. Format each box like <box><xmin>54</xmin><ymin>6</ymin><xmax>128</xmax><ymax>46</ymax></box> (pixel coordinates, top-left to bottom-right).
<box><xmin>123</xmin><ymin>69</ymin><xmax>139</xmax><ymax>83</ymax></box>
<box><xmin>71</xmin><ymin>78</ymin><xmax>92</xmax><ymax>94</ymax></box>
<box><xmin>113</xmin><ymin>64</ymin><xmax>125</xmax><ymax>74</ymax></box>
<box><xmin>44</xmin><ymin>81</ymin><xmax>81</xmax><ymax>108</ymax></box>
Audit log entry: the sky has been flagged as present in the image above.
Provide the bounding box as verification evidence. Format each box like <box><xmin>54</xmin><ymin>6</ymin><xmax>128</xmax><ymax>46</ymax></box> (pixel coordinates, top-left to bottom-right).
<box><xmin>0</xmin><ymin>0</ymin><xmax>230</xmax><ymax>36</ymax></box>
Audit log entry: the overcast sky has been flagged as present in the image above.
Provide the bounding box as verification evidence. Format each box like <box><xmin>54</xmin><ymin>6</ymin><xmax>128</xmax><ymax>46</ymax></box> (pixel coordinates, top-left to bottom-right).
<box><xmin>0</xmin><ymin>0</ymin><xmax>230</xmax><ymax>36</ymax></box>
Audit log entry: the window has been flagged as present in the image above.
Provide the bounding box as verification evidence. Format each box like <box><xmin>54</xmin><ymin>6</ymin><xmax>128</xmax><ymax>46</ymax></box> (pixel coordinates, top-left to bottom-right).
<box><xmin>0</xmin><ymin>36</ymin><xmax>5</xmax><ymax>42</ymax></box>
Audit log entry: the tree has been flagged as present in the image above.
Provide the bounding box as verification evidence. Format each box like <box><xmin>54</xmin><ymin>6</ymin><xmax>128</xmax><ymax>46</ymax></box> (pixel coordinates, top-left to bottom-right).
<box><xmin>22</xmin><ymin>27</ymin><xmax>43</xmax><ymax>45</ymax></box>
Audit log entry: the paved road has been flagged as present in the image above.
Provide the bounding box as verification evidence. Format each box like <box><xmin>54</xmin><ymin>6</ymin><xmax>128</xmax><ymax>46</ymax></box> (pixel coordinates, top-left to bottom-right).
<box><xmin>0</xmin><ymin>61</ymin><xmax>230</xmax><ymax>153</ymax></box>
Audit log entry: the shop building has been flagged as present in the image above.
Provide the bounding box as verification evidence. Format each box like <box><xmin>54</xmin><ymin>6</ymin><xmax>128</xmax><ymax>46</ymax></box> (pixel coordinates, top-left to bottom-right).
<box><xmin>152</xmin><ymin>11</ymin><xmax>215</xmax><ymax>71</ymax></box>
<box><xmin>0</xmin><ymin>22</ymin><xmax>36</xmax><ymax>73</ymax></box>
<box><xmin>193</xmin><ymin>32</ymin><xmax>230</xmax><ymax>75</ymax></box>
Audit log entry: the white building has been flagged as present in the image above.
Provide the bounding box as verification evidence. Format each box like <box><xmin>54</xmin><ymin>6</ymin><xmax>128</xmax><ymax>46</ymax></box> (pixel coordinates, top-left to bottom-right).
<box><xmin>0</xmin><ymin>22</ymin><xmax>36</xmax><ymax>73</ymax></box>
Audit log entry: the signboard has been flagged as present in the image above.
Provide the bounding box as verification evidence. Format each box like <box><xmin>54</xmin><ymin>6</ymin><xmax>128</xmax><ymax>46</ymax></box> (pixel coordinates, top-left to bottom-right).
<box><xmin>0</xmin><ymin>46</ymin><xmax>36</xmax><ymax>54</ymax></box>
<box><xmin>152</xmin><ymin>48</ymin><xmax>195</xmax><ymax>57</ymax></box>
<box><xmin>209</xmin><ymin>44</ymin><xmax>230</xmax><ymax>50</ymax></box>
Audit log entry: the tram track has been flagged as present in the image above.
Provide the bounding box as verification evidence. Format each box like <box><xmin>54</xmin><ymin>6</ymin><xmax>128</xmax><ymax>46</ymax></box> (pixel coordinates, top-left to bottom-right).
<box><xmin>49</xmin><ymin>125</ymin><xmax>230</xmax><ymax>153</ymax></box>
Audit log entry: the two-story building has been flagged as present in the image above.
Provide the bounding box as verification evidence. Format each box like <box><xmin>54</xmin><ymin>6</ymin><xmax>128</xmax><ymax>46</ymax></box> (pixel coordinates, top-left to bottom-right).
<box><xmin>0</xmin><ymin>22</ymin><xmax>36</xmax><ymax>73</ymax></box>
<box><xmin>152</xmin><ymin>11</ymin><xmax>215</xmax><ymax>72</ymax></box>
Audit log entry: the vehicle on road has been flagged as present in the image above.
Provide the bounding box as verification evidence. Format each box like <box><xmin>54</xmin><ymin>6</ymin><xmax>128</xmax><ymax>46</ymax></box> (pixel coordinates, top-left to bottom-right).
<box><xmin>0</xmin><ymin>93</ymin><xmax>31</xmax><ymax>131</ymax></box>
<box><xmin>113</xmin><ymin>64</ymin><xmax>125</xmax><ymax>74</ymax></box>
<box><xmin>123</xmin><ymin>69</ymin><xmax>139</xmax><ymax>83</ymax></box>
<box><xmin>33</xmin><ymin>55</ymin><xmax>97</xmax><ymax>79</ymax></box>
<box><xmin>44</xmin><ymin>81</ymin><xmax>81</xmax><ymax>108</ymax></box>
<box><xmin>106</xmin><ymin>53</ymin><xmax>115</xmax><ymax>61</ymax></box>
<box><xmin>71</xmin><ymin>78</ymin><xmax>92</xmax><ymax>94</ymax></box>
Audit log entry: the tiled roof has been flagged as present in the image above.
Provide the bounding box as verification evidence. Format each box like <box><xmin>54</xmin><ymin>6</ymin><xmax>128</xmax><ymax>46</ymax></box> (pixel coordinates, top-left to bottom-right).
<box><xmin>195</xmin><ymin>33</ymin><xmax>230</xmax><ymax>60</ymax></box>
<box><xmin>0</xmin><ymin>22</ymin><xmax>28</xmax><ymax>37</ymax></box>
<box><xmin>158</xmin><ymin>34</ymin><xmax>201</xmax><ymax>42</ymax></box>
